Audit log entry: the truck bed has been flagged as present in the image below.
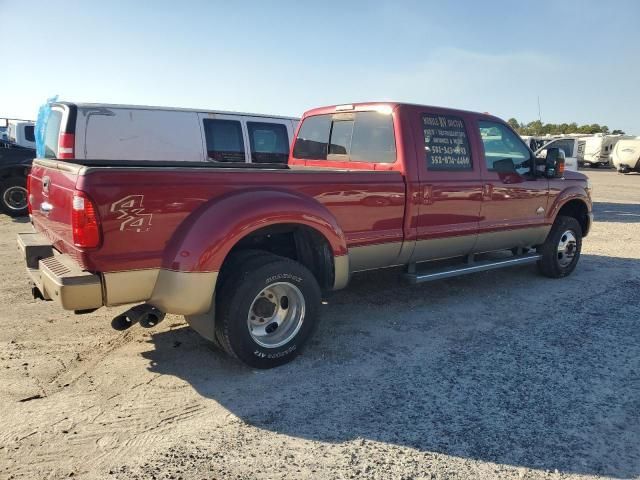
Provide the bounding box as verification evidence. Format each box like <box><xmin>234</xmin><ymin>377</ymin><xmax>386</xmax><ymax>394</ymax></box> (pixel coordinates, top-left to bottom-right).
<box><xmin>28</xmin><ymin>159</ymin><xmax>407</xmax><ymax>274</ymax></box>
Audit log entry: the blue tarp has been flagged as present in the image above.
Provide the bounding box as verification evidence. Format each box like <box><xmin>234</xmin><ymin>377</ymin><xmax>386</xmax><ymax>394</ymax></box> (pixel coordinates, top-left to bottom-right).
<box><xmin>35</xmin><ymin>95</ymin><xmax>58</xmax><ymax>158</ymax></box>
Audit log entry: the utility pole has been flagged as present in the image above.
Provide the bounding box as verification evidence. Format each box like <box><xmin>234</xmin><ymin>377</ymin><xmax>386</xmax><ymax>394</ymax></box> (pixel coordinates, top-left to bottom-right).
<box><xmin>537</xmin><ymin>96</ymin><xmax>542</xmax><ymax>123</ymax></box>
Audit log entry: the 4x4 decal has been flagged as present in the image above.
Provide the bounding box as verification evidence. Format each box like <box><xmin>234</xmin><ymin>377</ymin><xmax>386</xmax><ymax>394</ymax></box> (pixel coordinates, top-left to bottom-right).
<box><xmin>110</xmin><ymin>195</ymin><xmax>152</xmax><ymax>232</ymax></box>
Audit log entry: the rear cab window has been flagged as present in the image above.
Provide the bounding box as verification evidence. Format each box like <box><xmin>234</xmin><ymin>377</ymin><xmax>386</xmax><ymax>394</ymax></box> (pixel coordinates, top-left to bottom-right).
<box><xmin>292</xmin><ymin>110</ymin><xmax>396</xmax><ymax>166</ymax></box>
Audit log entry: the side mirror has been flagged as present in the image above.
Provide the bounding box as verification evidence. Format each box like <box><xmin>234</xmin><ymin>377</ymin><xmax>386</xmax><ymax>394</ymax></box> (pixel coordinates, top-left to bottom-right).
<box><xmin>545</xmin><ymin>147</ymin><xmax>565</xmax><ymax>178</ymax></box>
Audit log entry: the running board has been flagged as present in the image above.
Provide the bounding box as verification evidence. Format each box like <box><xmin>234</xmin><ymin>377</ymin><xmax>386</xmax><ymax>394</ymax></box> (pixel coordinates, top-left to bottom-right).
<box><xmin>403</xmin><ymin>253</ymin><xmax>542</xmax><ymax>284</ymax></box>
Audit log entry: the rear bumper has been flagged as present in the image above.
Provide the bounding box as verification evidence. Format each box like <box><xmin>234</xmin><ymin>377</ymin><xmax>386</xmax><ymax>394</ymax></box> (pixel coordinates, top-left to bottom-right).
<box><xmin>17</xmin><ymin>232</ymin><xmax>219</xmax><ymax>315</ymax></box>
<box><xmin>17</xmin><ymin>233</ymin><xmax>103</xmax><ymax>311</ymax></box>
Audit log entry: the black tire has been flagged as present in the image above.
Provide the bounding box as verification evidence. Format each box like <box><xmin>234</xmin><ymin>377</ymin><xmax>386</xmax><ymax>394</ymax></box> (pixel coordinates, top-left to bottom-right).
<box><xmin>0</xmin><ymin>176</ymin><xmax>28</xmax><ymax>217</ymax></box>
<box><xmin>185</xmin><ymin>249</ymin><xmax>273</xmax><ymax>350</ymax></box>
<box><xmin>215</xmin><ymin>252</ymin><xmax>321</xmax><ymax>368</ymax></box>
<box><xmin>537</xmin><ymin>215</ymin><xmax>582</xmax><ymax>278</ymax></box>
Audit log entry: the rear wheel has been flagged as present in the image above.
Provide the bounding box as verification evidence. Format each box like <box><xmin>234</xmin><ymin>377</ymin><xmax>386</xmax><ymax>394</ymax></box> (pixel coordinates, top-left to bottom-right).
<box><xmin>537</xmin><ymin>215</ymin><xmax>582</xmax><ymax>278</ymax></box>
<box><xmin>0</xmin><ymin>176</ymin><xmax>28</xmax><ymax>217</ymax></box>
<box><xmin>215</xmin><ymin>252</ymin><xmax>321</xmax><ymax>368</ymax></box>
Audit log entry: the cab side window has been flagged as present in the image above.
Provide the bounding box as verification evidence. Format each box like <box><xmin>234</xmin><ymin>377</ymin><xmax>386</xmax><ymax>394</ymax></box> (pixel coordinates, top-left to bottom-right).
<box><xmin>479</xmin><ymin>121</ymin><xmax>532</xmax><ymax>175</ymax></box>
<box><xmin>247</xmin><ymin>122</ymin><xmax>289</xmax><ymax>163</ymax></box>
<box><xmin>203</xmin><ymin>119</ymin><xmax>245</xmax><ymax>162</ymax></box>
<box><xmin>292</xmin><ymin>111</ymin><xmax>396</xmax><ymax>163</ymax></box>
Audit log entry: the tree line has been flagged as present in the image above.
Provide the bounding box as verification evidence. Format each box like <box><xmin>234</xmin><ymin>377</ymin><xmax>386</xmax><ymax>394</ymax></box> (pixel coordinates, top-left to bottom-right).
<box><xmin>507</xmin><ymin>118</ymin><xmax>625</xmax><ymax>136</ymax></box>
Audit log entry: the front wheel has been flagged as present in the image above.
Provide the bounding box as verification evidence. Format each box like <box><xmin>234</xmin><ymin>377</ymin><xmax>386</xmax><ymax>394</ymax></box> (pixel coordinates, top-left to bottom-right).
<box><xmin>215</xmin><ymin>252</ymin><xmax>321</xmax><ymax>368</ymax></box>
<box><xmin>537</xmin><ymin>216</ymin><xmax>582</xmax><ymax>278</ymax></box>
<box><xmin>0</xmin><ymin>176</ymin><xmax>28</xmax><ymax>217</ymax></box>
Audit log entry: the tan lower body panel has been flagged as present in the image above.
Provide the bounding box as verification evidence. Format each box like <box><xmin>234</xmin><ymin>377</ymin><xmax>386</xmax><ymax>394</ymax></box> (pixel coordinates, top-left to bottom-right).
<box><xmin>411</xmin><ymin>235</ymin><xmax>476</xmax><ymax>263</ymax></box>
<box><xmin>103</xmin><ymin>269</ymin><xmax>160</xmax><ymax>306</ymax></box>
<box><xmin>333</xmin><ymin>255</ymin><xmax>350</xmax><ymax>289</ymax></box>
<box><xmin>148</xmin><ymin>269</ymin><xmax>218</xmax><ymax>316</ymax></box>
<box><xmin>348</xmin><ymin>226</ymin><xmax>551</xmax><ymax>270</ymax></box>
<box><xmin>473</xmin><ymin>226</ymin><xmax>550</xmax><ymax>253</ymax></box>
<box><xmin>348</xmin><ymin>242</ymin><xmax>403</xmax><ymax>272</ymax></box>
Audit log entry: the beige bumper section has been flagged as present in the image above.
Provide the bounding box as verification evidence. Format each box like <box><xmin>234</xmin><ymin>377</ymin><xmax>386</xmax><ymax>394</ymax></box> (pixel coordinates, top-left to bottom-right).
<box><xmin>18</xmin><ymin>233</ymin><xmax>103</xmax><ymax>311</ymax></box>
<box><xmin>17</xmin><ymin>232</ymin><xmax>218</xmax><ymax>315</ymax></box>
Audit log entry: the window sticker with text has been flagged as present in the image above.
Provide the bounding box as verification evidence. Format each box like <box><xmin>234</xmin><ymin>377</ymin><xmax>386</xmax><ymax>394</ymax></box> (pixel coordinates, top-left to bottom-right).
<box><xmin>423</xmin><ymin>114</ymin><xmax>472</xmax><ymax>170</ymax></box>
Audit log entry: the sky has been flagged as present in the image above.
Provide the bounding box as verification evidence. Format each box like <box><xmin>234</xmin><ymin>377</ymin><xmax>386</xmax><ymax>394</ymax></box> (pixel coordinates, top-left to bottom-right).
<box><xmin>1</xmin><ymin>0</ymin><xmax>639</xmax><ymax>134</ymax></box>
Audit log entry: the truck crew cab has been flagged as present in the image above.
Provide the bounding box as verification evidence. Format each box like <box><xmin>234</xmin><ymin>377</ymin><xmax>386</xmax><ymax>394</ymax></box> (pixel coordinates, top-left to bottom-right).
<box><xmin>18</xmin><ymin>102</ymin><xmax>593</xmax><ymax>368</ymax></box>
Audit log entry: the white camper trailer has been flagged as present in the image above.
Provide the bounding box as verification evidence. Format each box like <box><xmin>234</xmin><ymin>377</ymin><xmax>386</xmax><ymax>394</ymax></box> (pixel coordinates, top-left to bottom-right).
<box><xmin>578</xmin><ymin>134</ymin><xmax>623</xmax><ymax>168</ymax></box>
<box><xmin>611</xmin><ymin>137</ymin><xmax>640</xmax><ymax>173</ymax></box>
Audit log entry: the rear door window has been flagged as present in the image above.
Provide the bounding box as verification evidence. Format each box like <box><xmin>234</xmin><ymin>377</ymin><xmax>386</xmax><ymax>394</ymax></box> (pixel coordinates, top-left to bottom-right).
<box><xmin>44</xmin><ymin>110</ymin><xmax>63</xmax><ymax>158</ymax></box>
<box><xmin>293</xmin><ymin>111</ymin><xmax>396</xmax><ymax>163</ymax></box>
<box><xmin>247</xmin><ymin>122</ymin><xmax>290</xmax><ymax>163</ymax></box>
<box><xmin>24</xmin><ymin>125</ymin><xmax>35</xmax><ymax>143</ymax></box>
<box><xmin>203</xmin><ymin>119</ymin><xmax>245</xmax><ymax>162</ymax></box>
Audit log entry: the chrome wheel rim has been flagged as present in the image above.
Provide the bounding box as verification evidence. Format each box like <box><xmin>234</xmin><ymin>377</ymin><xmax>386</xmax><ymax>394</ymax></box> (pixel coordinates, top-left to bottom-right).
<box><xmin>3</xmin><ymin>186</ymin><xmax>27</xmax><ymax>211</ymax></box>
<box><xmin>557</xmin><ymin>229</ymin><xmax>578</xmax><ymax>267</ymax></box>
<box><xmin>247</xmin><ymin>282</ymin><xmax>305</xmax><ymax>348</ymax></box>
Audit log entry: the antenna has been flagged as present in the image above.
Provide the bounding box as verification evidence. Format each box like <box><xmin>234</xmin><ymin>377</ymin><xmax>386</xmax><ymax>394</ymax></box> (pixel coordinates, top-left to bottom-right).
<box><xmin>537</xmin><ymin>96</ymin><xmax>542</xmax><ymax>123</ymax></box>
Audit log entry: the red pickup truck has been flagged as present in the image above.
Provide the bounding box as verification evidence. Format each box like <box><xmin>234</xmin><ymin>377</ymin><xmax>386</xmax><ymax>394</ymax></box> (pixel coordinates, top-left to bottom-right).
<box><xmin>18</xmin><ymin>102</ymin><xmax>592</xmax><ymax>368</ymax></box>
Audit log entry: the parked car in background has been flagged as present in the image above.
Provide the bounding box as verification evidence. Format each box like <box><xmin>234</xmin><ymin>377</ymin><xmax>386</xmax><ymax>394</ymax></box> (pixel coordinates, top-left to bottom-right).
<box><xmin>41</xmin><ymin>102</ymin><xmax>299</xmax><ymax>163</ymax></box>
<box><xmin>611</xmin><ymin>137</ymin><xmax>640</xmax><ymax>173</ymax></box>
<box><xmin>534</xmin><ymin>137</ymin><xmax>580</xmax><ymax>172</ymax></box>
<box><xmin>0</xmin><ymin>144</ymin><xmax>34</xmax><ymax>216</ymax></box>
<box><xmin>7</xmin><ymin>120</ymin><xmax>36</xmax><ymax>150</ymax></box>
<box><xmin>19</xmin><ymin>102</ymin><xmax>592</xmax><ymax>368</ymax></box>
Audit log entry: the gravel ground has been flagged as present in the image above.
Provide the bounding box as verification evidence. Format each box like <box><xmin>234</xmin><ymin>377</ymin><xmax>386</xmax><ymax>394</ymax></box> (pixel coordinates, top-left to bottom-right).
<box><xmin>0</xmin><ymin>169</ymin><xmax>638</xmax><ymax>480</ymax></box>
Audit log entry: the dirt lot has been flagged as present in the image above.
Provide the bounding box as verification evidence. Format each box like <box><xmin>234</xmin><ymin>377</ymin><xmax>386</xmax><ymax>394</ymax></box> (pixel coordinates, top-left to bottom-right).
<box><xmin>0</xmin><ymin>169</ymin><xmax>638</xmax><ymax>480</ymax></box>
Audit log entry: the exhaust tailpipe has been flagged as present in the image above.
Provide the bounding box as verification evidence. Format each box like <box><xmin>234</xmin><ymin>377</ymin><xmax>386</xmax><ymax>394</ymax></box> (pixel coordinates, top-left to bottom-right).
<box><xmin>111</xmin><ymin>304</ymin><xmax>166</xmax><ymax>331</ymax></box>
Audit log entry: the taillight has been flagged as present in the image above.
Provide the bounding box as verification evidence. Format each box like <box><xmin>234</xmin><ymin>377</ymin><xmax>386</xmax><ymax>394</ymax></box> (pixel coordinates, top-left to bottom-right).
<box><xmin>72</xmin><ymin>191</ymin><xmax>101</xmax><ymax>248</ymax></box>
<box><xmin>26</xmin><ymin>173</ymin><xmax>32</xmax><ymax>215</ymax></box>
<box><xmin>58</xmin><ymin>133</ymin><xmax>75</xmax><ymax>159</ymax></box>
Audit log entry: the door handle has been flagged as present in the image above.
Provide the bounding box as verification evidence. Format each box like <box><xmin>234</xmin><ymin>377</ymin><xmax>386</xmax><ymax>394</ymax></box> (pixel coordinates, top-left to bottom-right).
<box><xmin>422</xmin><ymin>185</ymin><xmax>433</xmax><ymax>205</ymax></box>
<box><xmin>482</xmin><ymin>184</ymin><xmax>493</xmax><ymax>199</ymax></box>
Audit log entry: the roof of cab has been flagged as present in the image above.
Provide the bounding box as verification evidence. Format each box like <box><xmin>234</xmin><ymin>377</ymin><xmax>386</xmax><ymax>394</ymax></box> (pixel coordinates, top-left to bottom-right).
<box><xmin>302</xmin><ymin>102</ymin><xmax>504</xmax><ymax>123</ymax></box>
<box><xmin>54</xmin><ymin>101</ymin><xmax>300</xmax><ymax>121</ymax></box>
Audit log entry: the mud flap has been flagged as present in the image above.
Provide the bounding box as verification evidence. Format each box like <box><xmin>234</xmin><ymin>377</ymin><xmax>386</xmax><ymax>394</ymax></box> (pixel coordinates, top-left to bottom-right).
<box><xmin>183</xmin><ymin>294</ymin><xmax>216</xmax><ymax>341</ymax></box>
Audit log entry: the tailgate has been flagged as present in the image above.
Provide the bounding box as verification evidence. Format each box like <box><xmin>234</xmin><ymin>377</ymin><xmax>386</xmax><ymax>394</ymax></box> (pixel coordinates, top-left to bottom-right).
<box><xmin>29</xmin><ymin>159</ymin><xmax>83</xmax><ymax>254</ymax></box>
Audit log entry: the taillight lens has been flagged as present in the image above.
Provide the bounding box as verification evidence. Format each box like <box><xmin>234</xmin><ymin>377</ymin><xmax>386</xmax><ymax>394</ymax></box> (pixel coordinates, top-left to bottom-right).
<box><xmin>26</xmin><ymin>173</ymin><xmax>32</xmax><ymax>215</ymax></box>
<box><xmin>58</xmin><ymin>133</ymin><xmax>75</xmax><ymax>159</ymax></box>
<box><xmin>72</xmin><ymin>191</ymin><xmax>101</xmax><ymax>248</ymax></box>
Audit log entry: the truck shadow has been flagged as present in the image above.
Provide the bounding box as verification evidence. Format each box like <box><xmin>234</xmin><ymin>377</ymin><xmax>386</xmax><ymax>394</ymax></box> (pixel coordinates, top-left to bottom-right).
<box><xmin>593</xmin><ymin>202</ymin><xmax>640</xmax><ymax>223</ymax></box>
<box><xmin>142</xmin><ymin>254</ymin><xmax>640</xmax><ymax>478</ymax></box>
